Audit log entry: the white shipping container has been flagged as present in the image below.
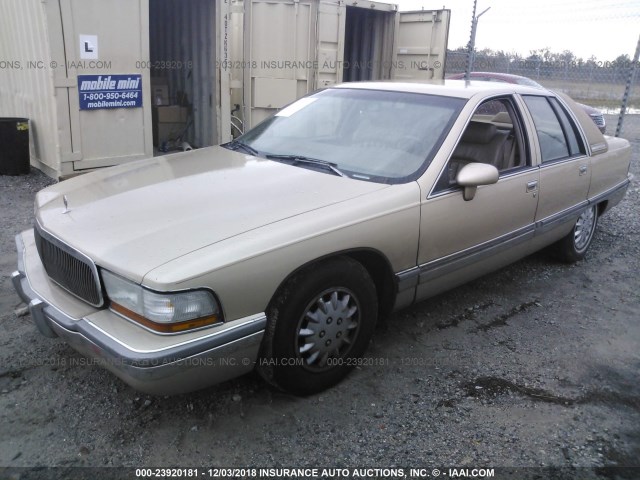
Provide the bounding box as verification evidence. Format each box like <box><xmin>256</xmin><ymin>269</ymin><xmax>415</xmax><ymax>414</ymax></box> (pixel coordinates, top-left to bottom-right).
<box><xmin>0</xmin><ymin>0</ymin><xmax>229</xmax><ymax>179</ymax></box>
<box><xmin>0</xmin><ymin>0</ymin><xmax>63</xmax><ymax>178</ymax></box>
<box><xmin>0</xmin><ymin>0</ymin><xmax>449</xmax><ymax>178</ymax></box>
<box><xmin>230</xmin><ymin>0</ymin><xmax>450</xmax><ymax>128</ymax></box>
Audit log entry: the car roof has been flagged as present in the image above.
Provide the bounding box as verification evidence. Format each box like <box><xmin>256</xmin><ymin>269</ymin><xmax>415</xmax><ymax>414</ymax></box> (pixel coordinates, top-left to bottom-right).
<box><xmin>331</xmin><ymin>80</ymin><xmax>549</xmax><ymax>99</ymax></box>
<box><xmin>449</xmin><ymin>71</ymin><xmax>524</xmax><ymax>80</ymax></box>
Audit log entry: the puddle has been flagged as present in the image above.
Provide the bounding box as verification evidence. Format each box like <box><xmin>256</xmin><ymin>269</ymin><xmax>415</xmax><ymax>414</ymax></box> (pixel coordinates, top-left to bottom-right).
<box><xmin>463</xmin><ymin>376</ymin><xmax>640</xmax><ymax>412</ymax></box>
<box><xmin>436</xmin><ymin>302</ymin><xmax>494</xmax><ymax>330</ymax></box>
<box><xmin>596</xmin><ymin>107</ymin><xmax>640</xmax><ymax>115</ymax></box>
<box><xmin>464</xmin><ymin>376</ymin><xmax>574</xmax><ymax>405</ymax></box>
<box><xmin>473</xmin><ymin>300</ymin><xmax>541</xmax><ymax>332</ymax></box>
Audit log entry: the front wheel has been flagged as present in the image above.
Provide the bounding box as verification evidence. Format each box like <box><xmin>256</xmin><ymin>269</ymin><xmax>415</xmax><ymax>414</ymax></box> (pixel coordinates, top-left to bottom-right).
<box><xmin>257</xmin><ymin>257</ymin><xmax>378</xmax><ymax>395</ymax></box>
<box><xmin>553</xmin><ymin>204</ymin><xmax>598</xmax><ymax>263</ymax></box>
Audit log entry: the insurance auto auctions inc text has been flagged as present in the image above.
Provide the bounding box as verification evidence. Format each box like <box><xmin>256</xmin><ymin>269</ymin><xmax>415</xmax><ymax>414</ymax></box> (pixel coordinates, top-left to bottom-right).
<box><xmin>201</xmin><ymin>467</ymin><xmax>495</xmax><ymax>478</ymax></box>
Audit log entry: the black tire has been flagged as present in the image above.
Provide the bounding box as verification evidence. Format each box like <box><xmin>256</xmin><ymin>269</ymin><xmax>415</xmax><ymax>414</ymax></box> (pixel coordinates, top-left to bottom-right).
<box><xmin>257</xmin><ymin>256</ymin><xmax>378</xmax><ymax>395</ymax></box>
<box><xmin>553</xmin><ymin>204</ymin><xmax>598</xmax><ymax>263</ymax></box>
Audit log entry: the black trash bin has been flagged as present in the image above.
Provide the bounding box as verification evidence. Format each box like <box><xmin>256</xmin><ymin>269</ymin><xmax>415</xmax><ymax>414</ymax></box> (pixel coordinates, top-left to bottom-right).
<box><xmin>0</xmin><ymin>118</ymin><xmax>30</xmax><ymax>175</ymax></box>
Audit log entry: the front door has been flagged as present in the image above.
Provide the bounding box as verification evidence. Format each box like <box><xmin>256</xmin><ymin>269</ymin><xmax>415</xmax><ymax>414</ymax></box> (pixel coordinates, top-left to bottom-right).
<box><xmin>415</xmin><ymin>95</ymin><xmax>540</xmax><ymax>301</ymax></box>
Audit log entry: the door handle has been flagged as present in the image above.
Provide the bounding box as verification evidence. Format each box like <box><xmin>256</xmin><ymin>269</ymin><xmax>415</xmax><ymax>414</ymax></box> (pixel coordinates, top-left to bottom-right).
<box><xmin>526</xmin><ymin>180</ymin><xmax>538</xmax><ymax>193</ymax></box>
<box><xmin>579</xmin><ymin>164</ymin><xmax>588</xmax><ymax>176</ymax></box>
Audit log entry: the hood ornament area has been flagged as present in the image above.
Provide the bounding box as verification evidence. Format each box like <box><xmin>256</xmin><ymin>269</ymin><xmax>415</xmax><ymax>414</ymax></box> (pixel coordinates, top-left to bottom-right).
<box><xmin>62</xmin><ymin>195</ymin><xmax>70</xmax><ymax>214</ymax></box>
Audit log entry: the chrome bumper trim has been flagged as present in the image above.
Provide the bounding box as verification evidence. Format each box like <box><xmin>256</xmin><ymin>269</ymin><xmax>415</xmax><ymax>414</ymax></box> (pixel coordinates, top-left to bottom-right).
<box><xmin>28</xmin><ymin>298</ymin><xmax>58</xmax><ymax>338</ymax></box>
<box><xmin>13</xmin><ymin>232</ymin><xmax>267</xmax><ymax>395</ymax></box>
<box><xmin>11</xmin><ymin>270</ymin><xmax>28</xmax><ymax>304</ymax></box>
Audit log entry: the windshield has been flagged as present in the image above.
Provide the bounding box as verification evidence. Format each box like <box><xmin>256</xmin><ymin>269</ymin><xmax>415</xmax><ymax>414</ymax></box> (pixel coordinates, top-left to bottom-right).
<box><xmin>234</xmin><ymin>88</ymin><xmax>465</xmax><ymax>184</ymax></box>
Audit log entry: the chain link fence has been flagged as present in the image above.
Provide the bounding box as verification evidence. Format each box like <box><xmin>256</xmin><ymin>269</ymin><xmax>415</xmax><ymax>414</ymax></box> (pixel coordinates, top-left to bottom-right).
<box><xmin>445</xmin><ymin>46</ymin><xmax>640</xmax><ymax>142</ymax></box>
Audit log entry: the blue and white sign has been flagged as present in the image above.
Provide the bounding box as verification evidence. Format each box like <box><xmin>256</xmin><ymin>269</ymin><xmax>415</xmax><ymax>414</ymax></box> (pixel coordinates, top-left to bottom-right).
<box><xmin>78</xmin><ymin>74</ymin><xmax>143</xmax><ymax>110</ymax></box>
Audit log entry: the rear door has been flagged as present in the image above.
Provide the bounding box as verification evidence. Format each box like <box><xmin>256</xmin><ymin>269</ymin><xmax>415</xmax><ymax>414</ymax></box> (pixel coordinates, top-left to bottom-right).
<box><xmin>392</xmin><ymin>9</ymin><xmax>450</xmax><ymax>81</ymax></box>
<box><xmin>521</xmin><ymin>94</ymin><xmax>591</xmax><ymax>229</ymax></box>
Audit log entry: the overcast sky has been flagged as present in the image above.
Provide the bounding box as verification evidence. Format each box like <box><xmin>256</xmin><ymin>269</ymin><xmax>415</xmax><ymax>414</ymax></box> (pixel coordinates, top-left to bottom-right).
<box><xmin>387</xmin><ymin>0</ymin><xmax>639</xmax><ymax>61</ymax></box>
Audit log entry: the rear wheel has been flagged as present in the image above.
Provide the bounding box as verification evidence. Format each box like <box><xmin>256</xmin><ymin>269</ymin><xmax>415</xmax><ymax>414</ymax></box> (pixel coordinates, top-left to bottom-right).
<box><xmin>553</xmin><ymin>204</ymin><xmax>598</xmax><ymax>263</ymax></box>
<box><xmin>257</xmin><ymin>257</ymin><xmax>378</xmax><ymax>395</ymax></box>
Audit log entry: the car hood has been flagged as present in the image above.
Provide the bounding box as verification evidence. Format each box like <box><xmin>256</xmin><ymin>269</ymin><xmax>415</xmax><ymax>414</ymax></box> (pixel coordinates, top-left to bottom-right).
<box><xmin>35</xmin><ymin>147</ymin><xmax>389</xmax><ymax>282</ymax></box>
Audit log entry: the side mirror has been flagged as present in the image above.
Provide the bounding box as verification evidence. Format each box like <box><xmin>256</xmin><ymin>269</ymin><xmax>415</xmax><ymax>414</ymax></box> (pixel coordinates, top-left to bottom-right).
<box><xmin>456</xmin><ymin>163</ymin><xmax>499</xmax><ymax>201</ymax></box>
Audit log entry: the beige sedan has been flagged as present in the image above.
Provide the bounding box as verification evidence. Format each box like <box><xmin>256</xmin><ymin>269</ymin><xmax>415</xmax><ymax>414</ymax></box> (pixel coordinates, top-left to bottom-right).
<box><xmin>13</xmin><ymin>81</ymin><xmax>632</xmax><ymax>395</ymax></box>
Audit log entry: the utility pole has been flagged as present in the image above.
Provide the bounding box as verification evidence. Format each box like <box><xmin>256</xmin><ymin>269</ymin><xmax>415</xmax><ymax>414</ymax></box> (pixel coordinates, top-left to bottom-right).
<box><xmin>615</xmin><ymin>34</ymin><xmax>640</xmax><ymax>137</ymax></box>
<box><xmin>465</xmin><ymin>1</ymin><xmax>491</xmax><ymax>80</ymax></box>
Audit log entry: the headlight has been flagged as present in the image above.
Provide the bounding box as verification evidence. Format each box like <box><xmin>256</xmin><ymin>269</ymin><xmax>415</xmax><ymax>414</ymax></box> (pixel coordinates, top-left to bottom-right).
<box><xmin>101</xmin><ymin>270</ymin><xmax>223</xmax><ymax>333</ymax></box>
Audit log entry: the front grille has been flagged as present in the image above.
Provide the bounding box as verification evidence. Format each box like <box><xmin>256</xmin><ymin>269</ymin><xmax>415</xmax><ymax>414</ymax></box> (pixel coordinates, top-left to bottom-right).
<box><xmin>34</xmin><ymin>225</ymin><xmax>103</xmax><ymax>307</ymax></box>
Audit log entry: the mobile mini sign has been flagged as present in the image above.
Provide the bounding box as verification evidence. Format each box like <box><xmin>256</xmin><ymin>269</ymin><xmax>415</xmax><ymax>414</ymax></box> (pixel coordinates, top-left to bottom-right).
<box><xmin>78</xmin><ymin>74</ymin><xmax>143</xmax><ymax>110</ymax></box>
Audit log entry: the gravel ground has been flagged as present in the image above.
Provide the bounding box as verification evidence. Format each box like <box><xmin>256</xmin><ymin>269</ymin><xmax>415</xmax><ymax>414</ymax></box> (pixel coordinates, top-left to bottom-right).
<box><xmin>0</xmin><ymin>141</ymin><xmax>638</xmax><ymax>480</ymax></box>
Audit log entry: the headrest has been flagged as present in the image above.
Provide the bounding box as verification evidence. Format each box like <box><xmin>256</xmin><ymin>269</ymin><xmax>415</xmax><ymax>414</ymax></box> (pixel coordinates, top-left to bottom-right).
<box><xmin>492</xmin><ymin>112</ymin><xmax>512</xmax><ymax>124</ymax></box>
<box><xmin>461</xmin><ymin>122</ymin><xmax>496</xmax><ymax>144</ymax></box>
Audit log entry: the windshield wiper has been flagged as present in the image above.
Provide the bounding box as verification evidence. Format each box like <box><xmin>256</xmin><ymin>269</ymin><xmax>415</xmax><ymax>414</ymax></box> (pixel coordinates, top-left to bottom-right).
<box><xmin>223</xmin><ymin>140</ymin><xmax>260</xmax><ymax>156</ymax></box>
<box><xmin>266</xmin><ymin>154</ymin><xmax>345</xmax><ymax>177</ymax></box>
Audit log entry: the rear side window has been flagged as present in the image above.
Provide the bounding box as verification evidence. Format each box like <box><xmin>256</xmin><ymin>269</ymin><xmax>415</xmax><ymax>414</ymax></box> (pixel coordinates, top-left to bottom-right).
<box><xmin>549</xmin><ymin>97</ymin><xmax>585</xmax><ymax>157</ymax></box>
<box><xmin>523</xmin><ymin>95</ymin><xmax>586</xmax><ymax>163</ymax></box>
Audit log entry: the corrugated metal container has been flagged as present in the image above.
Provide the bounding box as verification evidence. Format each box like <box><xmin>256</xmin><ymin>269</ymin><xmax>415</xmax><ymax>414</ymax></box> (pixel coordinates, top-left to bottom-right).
<box><xmin>0</xmin><ymin>0</ymin><xmax>229</xmax><ymax>178</ymax></box>
<box><xmin>230</xmin><ymin>0</ymin><xmax>450</xmax><ymax>129</ymax></box>
<box><xmin>1</xmin><ymin>0</ymin><xmax>449</xmax><ymax>178</ymax></box>
<box><xmin>0</xmin><ymin>0</ymin><xmax>60</xmax><ymax>177</ymax></box>
<box><xmin>150</xmin><ymin>0</ymin><xmax>219</xmax><ymax>148</ymax></box>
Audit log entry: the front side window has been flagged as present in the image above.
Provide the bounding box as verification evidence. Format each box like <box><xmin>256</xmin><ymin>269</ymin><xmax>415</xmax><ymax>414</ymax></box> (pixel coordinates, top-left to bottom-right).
<box><xmin>434</xmin><ymin>96</ymin><xmax>528</xmax><ymax>192</ymax></box>
<box><xmin>523</xmin><ymin>95</ymin><xmax>584</xmax><ymax>162</ymax></box>
<box><xmin>234</xmin><ymin>88</ymin><xmax>465</xmax><ymax>184</ymax></box>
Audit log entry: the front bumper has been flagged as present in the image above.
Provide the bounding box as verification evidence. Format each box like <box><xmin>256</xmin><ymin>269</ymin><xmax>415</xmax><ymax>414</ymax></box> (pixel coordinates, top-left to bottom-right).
<box><xmin>12</xmin><ymin>230</ymin><xmax>267</xmax><ymax>395</ymax></box>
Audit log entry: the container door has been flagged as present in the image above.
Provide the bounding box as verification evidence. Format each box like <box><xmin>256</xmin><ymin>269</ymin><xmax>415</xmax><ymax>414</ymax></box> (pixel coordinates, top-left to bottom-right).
<box><xmin>392</xmin><ymin>9</ymin><xmax>450</xmax><ymax>81</ymax></box>
<box><xmin>218</xmin><ymin>0</ymin><xmax>232</xmax><ymax>144</ymax></box>
<box><xmin>315</xmin><ymin>1</ymin><xmax>346</xmax><ymax>89</ymax></box>
<box><xmin>149</xmin><ymin>0</ymin><xmax>223</xmax><ymax>148</ymax></box>
<box><xmin>242</xmin><ymin>0</ymin><xmax>344</xmax><ymax>128</ymax></box>
<box><xmin>58</xmin><ymin>0</ymin><xmax>153</xmax><ymax>173</ymax></box>
<box><xmin>43</xmin><ymin>0</ymin><xmax>74</xmax><ymax>177</ymax></box>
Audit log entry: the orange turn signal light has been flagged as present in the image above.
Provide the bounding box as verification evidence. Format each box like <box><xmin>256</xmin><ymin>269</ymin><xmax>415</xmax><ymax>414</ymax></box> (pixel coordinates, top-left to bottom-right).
<box><xmin>111</xmin><ymin>302</ymin><xmax>221</xmax><ymax>333</ymax></box>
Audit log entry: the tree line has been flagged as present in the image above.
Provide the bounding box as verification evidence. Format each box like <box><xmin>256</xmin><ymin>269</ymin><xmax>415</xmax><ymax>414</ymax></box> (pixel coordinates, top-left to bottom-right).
<box><xmin>449</xmin><ymin>46</ymin><xmax>635</xmax><ymax>69</ymax></box>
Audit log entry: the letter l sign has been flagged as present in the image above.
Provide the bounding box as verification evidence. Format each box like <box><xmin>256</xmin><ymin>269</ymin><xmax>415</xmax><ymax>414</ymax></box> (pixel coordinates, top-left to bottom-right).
<box><xmin>79</xmin><ymin>34</ymin><xmax>98</xmax><ymax>60</ymax></box>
